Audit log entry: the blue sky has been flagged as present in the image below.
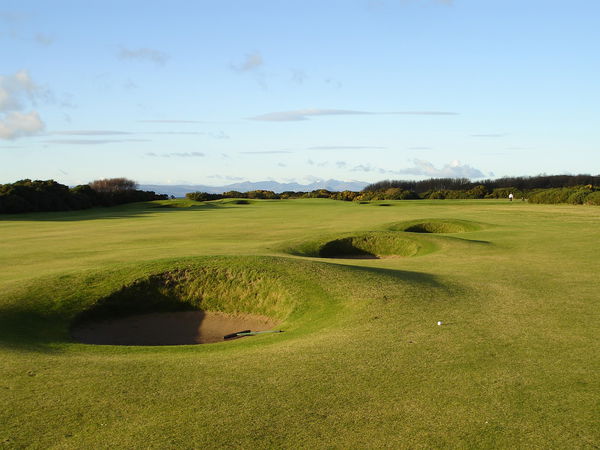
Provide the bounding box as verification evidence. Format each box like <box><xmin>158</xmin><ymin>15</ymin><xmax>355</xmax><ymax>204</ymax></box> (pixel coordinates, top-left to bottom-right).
<box><xmin>1</xmin><ymin>0</ymin><xmax>599</xmax><ymax>186</ymax></box>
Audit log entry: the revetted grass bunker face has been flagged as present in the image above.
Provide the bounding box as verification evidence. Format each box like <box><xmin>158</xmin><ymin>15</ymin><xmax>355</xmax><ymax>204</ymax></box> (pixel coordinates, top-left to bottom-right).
<box><xmin>286</xmin><ymin>231</ymin><xmax>435</xmax><ymax>259</ymax></box>
<box><xmin>71</xmin><ymin>267</ymin><xmax>291</xmax><ymax>345</ymax></box>
<box><xmin>388</xmin><ymin>219</ymin><xmax>486</xmax><ymax>234</ymax></box>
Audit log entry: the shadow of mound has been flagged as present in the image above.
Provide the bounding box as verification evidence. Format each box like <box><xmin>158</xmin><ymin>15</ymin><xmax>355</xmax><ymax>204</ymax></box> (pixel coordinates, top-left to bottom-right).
<box><xmin>319</xmin><ymin>237</ymin><xmax>379</xmax><ymax>259</ymax></box>
<box><xmin>72</xmin><ymin>310</ymin><xmax>277</xmax><ymax>346</ymax></box>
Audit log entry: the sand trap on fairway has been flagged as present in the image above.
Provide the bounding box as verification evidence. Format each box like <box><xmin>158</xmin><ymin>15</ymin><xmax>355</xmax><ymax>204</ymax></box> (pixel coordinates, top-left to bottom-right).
<box><xmin>72</xmin><ymin>311</ymin><xmax>278</xmax><ymax>346</ymax></box>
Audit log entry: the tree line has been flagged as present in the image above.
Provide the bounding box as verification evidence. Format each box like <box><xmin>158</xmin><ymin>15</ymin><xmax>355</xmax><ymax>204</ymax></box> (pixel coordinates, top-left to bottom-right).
<box><xmin>364</xmin><ymin>174</ymin><xmax>600</xmax><ymax>193</ymax></box>
<box><xmin>0</xmin><ymin>178</ymin><xmax>168</xmax><ymax>214</ymax></box>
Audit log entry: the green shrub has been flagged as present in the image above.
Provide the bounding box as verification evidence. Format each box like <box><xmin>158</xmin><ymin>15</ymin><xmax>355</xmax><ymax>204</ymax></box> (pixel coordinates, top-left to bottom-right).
<box><xmin>567</xmin><ymin>189</ymin><xmax>591</xmax><ymax>205</ymax></box>
<box><xmin>528</xmin><ymin>188</ymin><xmax>572</xmax><ymax>204</ymax></box>
<box><xmin>528</xmin><ymin>186</ymin><xmax>598</xmax><ymax>204</ymax></box>
<box><xmin>486</xmin><ymin>187</ymin><xmax>523</xmax><ymax>199</ymax></box>
<box><xmin>185</xmin><ymin>192</ymin><xmax>223</xmax><ymax>201</ymax></box>
<box><xmin>584</xmin><ymin>191</ymin><xmax>600</xmax><ymax>205</ymax></box>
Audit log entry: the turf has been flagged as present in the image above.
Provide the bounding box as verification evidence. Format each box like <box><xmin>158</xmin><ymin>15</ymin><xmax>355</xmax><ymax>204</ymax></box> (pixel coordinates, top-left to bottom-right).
<box><xmin>1</xmin><ymin>199</ymin><xmax>599</xmax><ymax>448</ymax></box>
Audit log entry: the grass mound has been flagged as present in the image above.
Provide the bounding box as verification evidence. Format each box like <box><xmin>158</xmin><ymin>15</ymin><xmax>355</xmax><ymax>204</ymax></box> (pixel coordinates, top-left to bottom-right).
<box><xmin>0</xmin><ymin>256</ymin><xmax>338</xmax><ymax>349</ymax></box>
<box><xmin>285</xmin><ymin>231</ymin><xmax>436</xmax><ymax>258</ymax></box>
<box><xmin>74</xmin><ymin>266</ymin><xmax>293</xmax><ymax>327</ymax></box>
<box><xmin>388</xmin><ymin>218</ymin><xmax>485</xmax><ymax>234</ymax></box>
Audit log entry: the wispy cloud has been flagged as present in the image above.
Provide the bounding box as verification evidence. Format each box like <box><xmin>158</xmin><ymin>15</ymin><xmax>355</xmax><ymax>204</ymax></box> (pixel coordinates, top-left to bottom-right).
<box><xmin>325</xmin><ymin>78</ymin><xmax>342</xmax><ymax>89</ymax></box>
<box><xmin>308</xmin><ymin>145</ymin><xmax>386</xmax><ymax>150</ymax></box>
<box><xmin>231</xmin><ymin>51</ymin><xmax>263</xmax><ymax>72</ymax></box>
<box><xmin>471</xmin><ymin>133</ymin><xmax>507</xmax><ymax>138</ymax></box>
<box><xmin>138</xmin><ymin>119</ymin><xmax>205</xmax><ymax>123</ymax></box>
<box><xmin>49</xmin><ymin>130</ymin><xmax>133</xmax><ymax>136</ymax></box>
<box><xmin>47</xmin><ymin>129</ymin><xmax>228</xmax><ymax>139</ymax></box>
<box><xmin>207</xmin><ymin>174</ymin><xmax>244</xmax><ymax>181</ymax></box>
<box><xmin>44</xmin><ymin>139</ymin><xmax>149</xmax><ymax>145</ymax></box>
<box><xmin>0</xmin><ymin>12</ymin><xmax>26</xmax><ymax>23</ymax></box>
<box><xmin>146</xmin><ymin>151</ymin><xmax>205</xmax><ymax>158</ymax></box>
<box><xmin>240</xmin><ymin>150</ymin><xmax>292</xmax><ymax>154</ymax></box>
<box><xmin>249</xmin><ymin>108</ymin><xmax>458</xmax><ymax>121</ymax></box>
<box><xmin>307</xmin><ymin>159</ymin><xmax>329</xmax><ymax>167</ymax></box>
<box><xmin>118</xmin><ymin>47</ymin><xmax>170</xmax><ymax>66</ymax></box>
<box><xmin>291</xmin><ymin>69</ymin><xmax>307</xmax><ymax>84</ymax></box>
<box><xmin>34</xmin><ymin>33</ymin><xmax>53</xmax><ymax>46</ymax></box>
<box><xmin>147</xmin><ymin>131</ymin><xmax>229</xmax><ymax>139</ymax></box>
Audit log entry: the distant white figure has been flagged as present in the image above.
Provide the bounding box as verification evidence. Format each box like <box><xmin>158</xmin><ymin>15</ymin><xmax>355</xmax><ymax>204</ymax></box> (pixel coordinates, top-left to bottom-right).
<box><xmin>508</xmin><ymin>193</ymin><xmax>514</xmax><ymax>202</ymax></box>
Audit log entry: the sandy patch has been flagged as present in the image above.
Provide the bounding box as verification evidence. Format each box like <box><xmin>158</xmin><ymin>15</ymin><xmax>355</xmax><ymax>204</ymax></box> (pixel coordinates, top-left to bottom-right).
<box><xmin>71</xmin><ymin>311</ymin><xmax>279</xmax><ymax>346</ymax></box>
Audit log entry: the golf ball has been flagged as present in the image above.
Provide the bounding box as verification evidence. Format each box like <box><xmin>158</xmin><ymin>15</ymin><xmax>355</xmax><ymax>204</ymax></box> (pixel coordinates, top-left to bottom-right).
<box><xmin>437</xmin><ymin>321</ymin><xmax>442</xmax><ymax>326</ymax></box>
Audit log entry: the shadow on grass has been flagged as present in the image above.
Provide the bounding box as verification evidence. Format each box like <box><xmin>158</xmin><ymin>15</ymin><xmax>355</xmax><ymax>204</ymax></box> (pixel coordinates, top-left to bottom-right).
<box><xmin>327</xmin><ymin>261</ymin><xmax>445</xmax><ymax>289</ymax></box>
<box><xmin>0</xmin><ymin>308</ymin><xmax>69</xmax><ymax>353</ymax></box>
<box><xmin>0</xmin><ymin>201</ymin><xmax>224</xmax><ymax>222</ymax></box>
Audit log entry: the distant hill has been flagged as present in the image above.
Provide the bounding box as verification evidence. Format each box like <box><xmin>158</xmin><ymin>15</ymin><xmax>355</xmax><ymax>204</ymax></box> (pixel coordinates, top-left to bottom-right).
<box><xmin>140</xmin><ymin>179</ymin><xmax>369</xmax><ymax>197</ymax></box>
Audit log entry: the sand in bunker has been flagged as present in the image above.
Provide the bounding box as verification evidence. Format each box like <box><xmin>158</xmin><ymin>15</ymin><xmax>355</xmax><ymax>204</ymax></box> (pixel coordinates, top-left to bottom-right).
<box><xmin>72</xmin><ymin>311</ymin><xmax>278</xmax><ymax>346</ymax></box>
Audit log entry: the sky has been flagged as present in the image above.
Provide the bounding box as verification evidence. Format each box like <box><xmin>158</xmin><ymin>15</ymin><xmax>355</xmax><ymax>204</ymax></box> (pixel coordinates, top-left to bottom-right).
<box><xmin>1</xmin><ymin>0</ymin><xmax>599</xmax><ymax>186</ymax></box>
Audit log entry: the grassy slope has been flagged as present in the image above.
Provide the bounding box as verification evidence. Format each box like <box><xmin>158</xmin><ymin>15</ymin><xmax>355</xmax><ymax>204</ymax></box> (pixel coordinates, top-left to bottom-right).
<box><xmin>1</xmin><ymin>199</ymin><xmax>599</xmax><ymax>448</ymax></box>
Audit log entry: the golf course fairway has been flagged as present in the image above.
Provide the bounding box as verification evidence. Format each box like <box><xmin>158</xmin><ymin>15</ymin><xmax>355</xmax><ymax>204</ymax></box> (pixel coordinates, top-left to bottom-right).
<box><xmin>1</xmin><ymin>198</ymin><xmax>598</xmax><ymax>448</ymax></box>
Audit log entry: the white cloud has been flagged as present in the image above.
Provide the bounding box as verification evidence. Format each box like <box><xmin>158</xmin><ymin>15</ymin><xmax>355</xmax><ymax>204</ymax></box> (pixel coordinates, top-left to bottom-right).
<box><xmin>0</xmin><ymin>70</ymin><xmax>46</xmax><ymax>139</ymax></box>
<box><xmin>249</xmin><ymin>108</ymin><xmax>457</xmax><ymax>121</ymax></box>
<box><xmin>348</xmin><ymin>159</ymin><xmax>485</xmax><ymax>178</ymax></box>
<box><xmin>118</xmin><ymin>47</ymin><xmax>170</xmax><ymax>66</ymax></box>
<box><xmin>0</xmin><ymin>69</ymin><xmax>38</xmax><ymax>111</ymax></box>
<box><xmin>397</xmin><ymin>159</ymin><xmax>485</xmax><ymax>178</ymax></box>
<box><xmin>0</xmin><ymin>111</ymin><xmax>44</xmax><ymax>139</ymax></box>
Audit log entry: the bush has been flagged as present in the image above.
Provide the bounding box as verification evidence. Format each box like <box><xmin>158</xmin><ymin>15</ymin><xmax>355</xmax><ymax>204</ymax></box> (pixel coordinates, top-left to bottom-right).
<box><xmin>585</xmin><ymin>191</ymin><xmax>600</xmax><ymax>205</ymax></box>
<box><xmin>567</xmin><ymin>189</ymin><xmax>591</xmax><ymax>205</ymax></box>
<box><xmin>528</xmin><ymin>188</ymin><xmax>572</xmax><ymax>204</ymax></box>
<box><xmin>185</xmin><ymin>192</ymin><xmax>223</xmax><ymax>202</ymax></box>
<box><xmin>486</xmin><ymin>187</ymin><xmax>523</xmax><ymax>199</ymax></box>
<box><xmin>89</xmin><ymin>177</ymin><xmax>138</xmax><ymax>193</ymax></box>
<box><xmin>246</xmin><ymin>190</ymin><xmax>279</xmax><ymax>199</ymax></box>
<box><xmin>0</xmin><ymin>179</ymin><xmax>167</xmax><ymax>214</ymax></box>
<box><xmin>222</xmin><ymin>191</ymin><xmax>246</xmax><ymax>198</ymax></box>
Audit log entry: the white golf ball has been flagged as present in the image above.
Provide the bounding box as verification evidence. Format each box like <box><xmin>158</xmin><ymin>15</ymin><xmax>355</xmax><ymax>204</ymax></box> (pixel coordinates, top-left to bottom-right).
<box><xmin>437</xmin><ymin>321</ymin><xmax>442</xmax><ymax>326</ymax></box>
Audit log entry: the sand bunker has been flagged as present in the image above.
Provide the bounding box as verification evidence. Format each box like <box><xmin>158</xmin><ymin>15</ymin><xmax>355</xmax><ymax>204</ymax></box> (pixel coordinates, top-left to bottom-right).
<box><xmin>72</xmin><ymin>311</ymin><xmax>278</xmax><ymax>346</ymax></box>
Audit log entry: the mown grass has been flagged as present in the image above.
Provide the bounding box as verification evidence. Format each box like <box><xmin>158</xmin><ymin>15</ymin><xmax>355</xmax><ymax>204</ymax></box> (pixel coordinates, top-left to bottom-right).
<box><xmin>1</xmin><ymin>198</ymin><xmax>599</xmax><ymax>448</ymax></box>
